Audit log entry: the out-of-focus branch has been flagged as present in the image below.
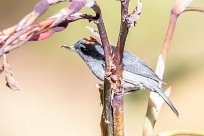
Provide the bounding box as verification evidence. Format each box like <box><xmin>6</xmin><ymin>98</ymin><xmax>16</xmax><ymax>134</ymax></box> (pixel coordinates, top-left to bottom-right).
<box><xmin>1</xmin><ymin>0</ymin><xmax>66</xmax><ymax>43</ymax></box>
<box><xmin>0</xmin><ymin>12</ymin><xmax>95</xmax><ymax>56</ymax></box>
<box><xmin>143</xmin><ymin>87</ymin><xmax>172</xmax><ymax>136</ymax></box>
<box><xmin>0</xmin><ymin>0</ymin><xmax>96</xmax><ymax>90</ymax></box>
<box><xmin>184</xmin><ymin>7</ymin><xmax>204</xmax><ymax>13</ymax></box>
<box><xmin>0</xmin><ymin>0</ymin><xmax>90</xmax><ymax>55</ymax></box>
<box><xmin>2</xmin><ymin>54</ymin><xmax>21</xmax><ymax>91</ymax></box>
<box><xmin>144</xmin><ymin>0</ymin><xmax>193</xmax><ymax>135</ymax></box>
<box><xmin>17</xmin><ymin>0</ymin><xmax>86</xmax><ymax>31</ymax></box>
<box><xmin>160</xmin><ymin>0</ymin><xmax>193</xmax><ymax>63</ymax></box>
<box><xmin>158</xmin><ymin>130</ymin><xmax>204</xmax><ymax>136</ymax></box>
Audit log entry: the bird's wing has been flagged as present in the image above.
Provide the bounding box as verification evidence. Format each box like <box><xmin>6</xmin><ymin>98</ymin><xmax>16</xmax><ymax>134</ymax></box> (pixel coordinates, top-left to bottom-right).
<box><xmin>122</xmin><ymin>70</ymin><xmax>179</xmax><ymax>116</ymax></box>
<box><xmin>122</xmin><ymin>50</ymin><xmax>162</xmax><ymax>83</ymax></box>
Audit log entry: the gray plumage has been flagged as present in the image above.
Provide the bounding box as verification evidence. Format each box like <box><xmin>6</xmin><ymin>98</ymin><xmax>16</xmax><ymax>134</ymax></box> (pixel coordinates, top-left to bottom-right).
<box><xmin>64</xmin><ymin>40</ymin><xmax>179</xmax><ymax>116</ymax></box>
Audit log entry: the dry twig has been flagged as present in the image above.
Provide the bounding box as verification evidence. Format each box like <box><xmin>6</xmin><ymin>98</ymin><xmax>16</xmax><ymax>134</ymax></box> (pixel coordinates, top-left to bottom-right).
<box><xmin>3</xmin><ymin>54</ymin><xmax>20</xmax><ymax>91</ymax></box>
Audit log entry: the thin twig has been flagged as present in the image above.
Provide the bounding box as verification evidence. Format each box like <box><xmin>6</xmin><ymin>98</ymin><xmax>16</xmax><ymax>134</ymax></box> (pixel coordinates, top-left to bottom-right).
<box><xmin>184</xmin><ymin>7</ymin><xmax>204</xmax><ymax>13</ymax></box>
<box><xmin>3</xmin><ymin>54</ymin><xmax>21</xmax><ymax>91</ymax></box>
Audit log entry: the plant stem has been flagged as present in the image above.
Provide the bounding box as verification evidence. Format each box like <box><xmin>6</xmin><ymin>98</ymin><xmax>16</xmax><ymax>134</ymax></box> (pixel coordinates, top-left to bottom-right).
<box><xmin>112</xmin><ymin>0</ymin><xmax>130</xmax><ymax>135</ymax></box>
<box><xmin>184</xmin><ymin>7</ymin><xmax>204</xmax><ymax>13</ymax></box>
<box><xmin>158</xmin><ymin>130</ymin><xmax>204</xmax><ymax>136</ymax></box>
<box><xmin>92</xmin><ymin>4</ymin><xmax>114</xmax><ymax>136</ymax></box>
<box><xmin>160</xmin><ymin>13</ymin><xmax>178</xmax><ymax>62</ymax></box>
<box><xmin>143</xmin><ymin>0</ymin><xmax>197</xmax><ymax>135</ymax></box>
<box><xmin>112</xmin><ymin>94</ymin><xmax>124</xmax><ymax>136</ymax></box>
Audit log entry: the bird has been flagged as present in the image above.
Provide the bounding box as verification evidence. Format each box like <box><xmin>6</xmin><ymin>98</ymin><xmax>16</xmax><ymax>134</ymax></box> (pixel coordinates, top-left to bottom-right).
<box><xmin>63</xmin><ymin>39</ymin><xmax>179</xmax><ymax>117</ymax></box>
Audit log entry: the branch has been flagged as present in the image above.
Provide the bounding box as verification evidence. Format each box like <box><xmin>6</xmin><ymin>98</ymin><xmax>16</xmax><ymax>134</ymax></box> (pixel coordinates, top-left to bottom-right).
<box><xmin>91</xmin><ymin>1</ymin><xmax>143</xmax><ymax>135</ymax></box>
<box><xmin>160</xmin><ymin>0</ymin><xmax>193</xmax><ymax>62</ymax></box>
<box><xmin>184</xmin><ymin>7</ymin><xmax>204</xmax><ymax>13</ymax></box>
<box><xmin>16</xmin><ymin>0</ymin><xmax>87</xmax><ymax>31</ymax></box>
<box><xmin>112</xmin><ymin>0</ymin><xmax>143</xmax><ymax>135</ymax></box>
<box><xmin>158</xmin><ymin>130</ymin><xmax>204</xmax><ymax>136</ymax></box>
<box><xmin>0</xmin><ymin>0</ymin><xmax>96</xmax><ymax>90</ymax></box>
<box><xmin>2</xmin><ymin>54</ymin><xmax>21</xmax><ymax>91</ymax></box>
<box><xmin>143</xmin><ymin>87</ymin><xmax>172</xmax><ymax>136</ymax></box>
<box><xmin>144</xmin><ymin>0</ymin><xmax>194</xmax><ymax>135</ymax></box>
<box><xmin>0</xmin><ymin>0</ymin><xmax>91</xmax><ymax>56</ymax></box>
<box><xmin>92</xmin><ymin>4</ymin><xmax>112</xmax><ymax>71</ymax></box>
<box><xmin>111</xmin><ymin>0</ymin><xmax>130</xmax><ymax>135</ymax></box>
<box><xmin>92</xmin><ymin>3</ymin><xmax>114</xmax><ymax>136</ymax></box>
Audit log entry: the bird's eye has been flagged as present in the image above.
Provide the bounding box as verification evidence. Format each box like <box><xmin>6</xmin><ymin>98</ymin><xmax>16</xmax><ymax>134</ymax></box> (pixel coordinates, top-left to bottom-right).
<box><xmin>80</xmin><ymin>47</ymin><xmax>87</xmax><ymax>53</ymax></box>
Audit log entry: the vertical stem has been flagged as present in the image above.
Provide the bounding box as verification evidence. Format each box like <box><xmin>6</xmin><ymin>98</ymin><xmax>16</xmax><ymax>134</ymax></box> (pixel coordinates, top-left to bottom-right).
<box><xmin>143</xmin><ymin>0</ymin><xmax>195</xmax><ymax>134</ymax></box>
<box><xmin>102</xmin><ymin>78</ymin><xmax>114</xmax><ymax>136</ymax></box>
<box><xmin>92</xmin><ymin>4</ymin><xmax>113</xmax><ymax>136</ymax></box>
<box><xmin>113</xmin><ymin>94</ymin><xmax>124</xmax><ymax>136</ymax></box>
<box><xmin>160</xmin><ymin>13</ymin><xmax>178</xmax><ymax>62</ymax></box>
<box><xmin>112</xmin><ymin>0</ymin><xmax>130</xmax><ymax>136</ymax></box>
<box><xmin>143</xmin><ymin>12</ymin><xmax>178</xmax><ymax>136</ymax></box>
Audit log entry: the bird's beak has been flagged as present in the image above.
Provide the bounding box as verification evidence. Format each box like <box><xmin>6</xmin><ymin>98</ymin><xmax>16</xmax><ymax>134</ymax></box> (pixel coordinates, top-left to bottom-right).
<box><xmin>62</xmin><ymin>45</ymin><xmax>75</xmax><ymax>52</ymax></box>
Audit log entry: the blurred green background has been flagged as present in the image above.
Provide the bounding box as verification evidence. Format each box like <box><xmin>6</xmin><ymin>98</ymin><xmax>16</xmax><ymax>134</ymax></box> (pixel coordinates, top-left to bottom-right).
<box><xmin>0</xmin><ymin>0</ymin><xmax>204</xmax><ymax>136</ymax></box>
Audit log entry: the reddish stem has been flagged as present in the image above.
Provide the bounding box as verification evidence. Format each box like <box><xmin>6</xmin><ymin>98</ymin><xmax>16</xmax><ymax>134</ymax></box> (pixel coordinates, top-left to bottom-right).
<box><xmin>161</xmin><ymin>12</ymin><xmax>178</xmax><ymax>62</ymax></box>
<box><xmin>112</xmin><ymin>0</ymin><xmax>130</xmax><ymax>135</ymax></box>
<box><xmin>92</xmin><ymin>4</ymin><xmax>114</xmax><ymax>136</ymax></box>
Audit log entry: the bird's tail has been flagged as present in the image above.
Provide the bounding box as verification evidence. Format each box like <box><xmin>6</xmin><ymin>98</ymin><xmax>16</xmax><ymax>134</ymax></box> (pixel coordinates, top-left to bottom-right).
<box><xmin>154</xmin><ymin>86</ymin><xmax>179</xmax><ymax>117</ymax></box>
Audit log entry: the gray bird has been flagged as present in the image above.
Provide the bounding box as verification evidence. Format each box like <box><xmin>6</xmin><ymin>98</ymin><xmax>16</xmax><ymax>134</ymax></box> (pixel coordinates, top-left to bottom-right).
<box><xmin>63</xmin><ymin>40</ymin><xmax>179</xmax><ymax>116</ymax></box>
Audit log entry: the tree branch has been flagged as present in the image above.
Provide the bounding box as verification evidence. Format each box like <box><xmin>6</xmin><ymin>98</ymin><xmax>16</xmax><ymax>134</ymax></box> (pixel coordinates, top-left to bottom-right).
<box><xmin>112</xmin><ymin>0</ymin><xmax>142</xmax><ymax>135</ymax></box>
<box><xmin>111</xmin><ymin>0</ymin><xmax>130</xmax><ymax>135</ymax></box>
<box><xmin>92</xmin><ymin>4</ymin><xmax>112</xmax><ymax>71</ymax></box>
<box><xmin>92</xmin><ymin>3</ymin><xmax>114</xmax><ymax>136</ymax></box>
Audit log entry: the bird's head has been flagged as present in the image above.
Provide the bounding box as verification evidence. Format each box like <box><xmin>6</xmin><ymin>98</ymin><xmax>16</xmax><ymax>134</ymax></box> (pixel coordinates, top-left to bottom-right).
<box><xmin>63</xmin><ymin>39</ymin><xmax>105</xmax><ymax>63</ymax></box>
